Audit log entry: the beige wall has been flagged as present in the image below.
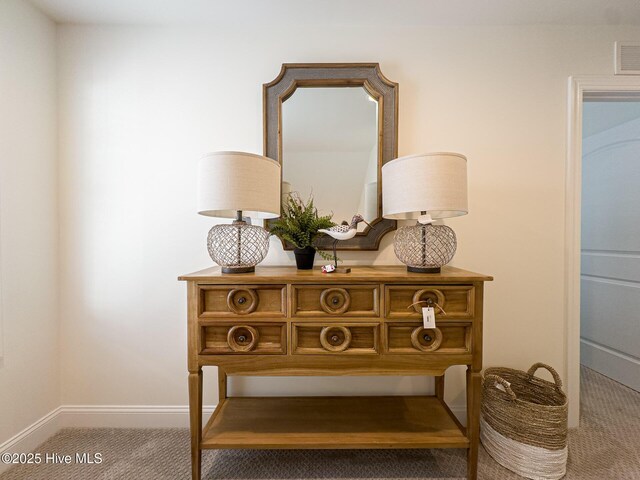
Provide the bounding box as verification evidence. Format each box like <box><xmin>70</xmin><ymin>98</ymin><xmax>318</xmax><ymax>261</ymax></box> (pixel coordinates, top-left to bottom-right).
<box><xmin>0</xmin><ymin>0</ymin><xmax>59</xmax><ymax>444</ymax></box>
<box><xmin>56</xmin><ymin>24</ymin><xmax>640</xmax><ymax>420</ymax></box>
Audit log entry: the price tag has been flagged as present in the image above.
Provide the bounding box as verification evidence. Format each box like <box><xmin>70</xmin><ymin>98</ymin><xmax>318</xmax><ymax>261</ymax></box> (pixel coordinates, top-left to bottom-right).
<box><xmin>422</xmin><ymin>307</ymin><xmax>436</xmax><ymax>329</ymax></box>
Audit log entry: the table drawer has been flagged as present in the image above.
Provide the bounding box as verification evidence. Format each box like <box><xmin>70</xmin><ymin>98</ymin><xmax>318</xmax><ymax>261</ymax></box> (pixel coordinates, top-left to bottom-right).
<box><xmin>292</xmin><ymin>285</ymin><xmax>379</xmax><ymax>317</ymax></box>
<box><xmin>384</xmin><ymin>321</ymin><xmax>471</xmax><ymax>354</ymax></box>
<box><xmin>200</xmin><ymin>322</ymin><xmax>286</xmax><ymax>354</ymax></box>
<box><xmin>292</xmin><ymin>322</ymin><xmax>379</xmax><ymax>354</ymax></box>
<box><xmin>385</xmin><ymin>285</ymin><xmax>474</xmax><ymax>320</ymax></box>
<box><xmin>199</xmin><ymin>285</ymin><xmax>286</xmax><ymax>318</ymax></box>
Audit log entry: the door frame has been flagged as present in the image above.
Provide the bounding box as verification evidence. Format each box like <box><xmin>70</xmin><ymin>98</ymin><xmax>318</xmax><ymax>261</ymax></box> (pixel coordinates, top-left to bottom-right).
<box><xmin>565</xmin><ymin>75</ymin><xmax>640</xmax><ymax>427</ymax></box>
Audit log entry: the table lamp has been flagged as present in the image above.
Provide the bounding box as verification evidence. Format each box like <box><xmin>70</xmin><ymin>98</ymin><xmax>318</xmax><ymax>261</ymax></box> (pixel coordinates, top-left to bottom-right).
<box><xmin>382</xmin><ymin>152</ymin><xmax>468</xmax><ymax>273</ymax></box>
<box><xmin>198</xmin><ymin>151</ymin><xmax>281</xmax><ymax>273</ymax></box>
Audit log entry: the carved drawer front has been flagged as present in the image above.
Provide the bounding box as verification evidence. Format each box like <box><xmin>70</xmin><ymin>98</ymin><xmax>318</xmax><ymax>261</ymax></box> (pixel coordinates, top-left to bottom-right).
<box><xmin>292</xmin><ymin>323</ymin><xmax>379</xmax><ymax>354</ymax></box>
<box><xmin>198</xmin><ymin>285</ymin><xmax>286</xmax><ymax>318</ymax></box>
<box><xmin>292</xmin><ymin>285</ymin><xmax>379</xmax><ymax>317</ymax></box>
<box><xmin>385</xmin><ymin>285</ymin><xmax>474</xmax><ymax>320</ymax></box>
<box><xmin>201</xmin><ymin>322</ymin><xmax>286</xmax><ymax>354</ymax></box>
<box><xmin>385</xmin><ymin>322</ymin><xmax>471</xmax><ymax>354</ymax></box>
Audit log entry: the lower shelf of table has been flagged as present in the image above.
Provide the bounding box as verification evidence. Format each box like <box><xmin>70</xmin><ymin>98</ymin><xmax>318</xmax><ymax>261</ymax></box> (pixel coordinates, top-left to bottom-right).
<box><xmin>201</xmin><ymin>396</ymin><xmax>469</xmax><ymax>450</ymax></box>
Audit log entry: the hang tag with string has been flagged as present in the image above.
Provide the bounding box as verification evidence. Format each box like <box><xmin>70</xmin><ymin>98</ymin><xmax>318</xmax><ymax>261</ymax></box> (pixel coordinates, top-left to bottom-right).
<box><xmin>422</xmin><ymin>307</ymin><xmax>436</xmax><ymax>329</ymax></box>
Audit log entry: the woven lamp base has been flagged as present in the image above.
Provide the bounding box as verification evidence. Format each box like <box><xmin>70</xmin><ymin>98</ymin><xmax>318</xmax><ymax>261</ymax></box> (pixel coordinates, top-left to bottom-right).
<box><xmin>394</xmin><ymin>223</ymin><xmax>457</xmax><ymax>273</ymax></box>
<box><xmin>207</xmin><ymin>221</ymin><xmax>269</xmax><ymax>273</ymax></box>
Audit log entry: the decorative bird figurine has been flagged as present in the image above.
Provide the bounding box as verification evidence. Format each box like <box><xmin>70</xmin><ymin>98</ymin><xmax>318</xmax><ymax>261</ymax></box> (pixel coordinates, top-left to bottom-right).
<box><xmin>319</xmin><ymin>214</ymin><xmax>371</xmax><ymax>273</ymax></box>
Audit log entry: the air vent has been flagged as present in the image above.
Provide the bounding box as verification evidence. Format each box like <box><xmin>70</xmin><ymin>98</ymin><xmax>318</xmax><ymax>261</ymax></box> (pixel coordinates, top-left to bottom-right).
<box><xmin>615</xmin><ymin>41</ymin><xmax>640</xmax><ymax>75</ymax></box>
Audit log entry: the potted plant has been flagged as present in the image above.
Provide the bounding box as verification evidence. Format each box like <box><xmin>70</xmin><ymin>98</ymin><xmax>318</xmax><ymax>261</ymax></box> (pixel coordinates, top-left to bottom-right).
<box><xmin>269</xmin><ymin>193</ymin><xmax>335</xmax><ymax>269</ymax></box>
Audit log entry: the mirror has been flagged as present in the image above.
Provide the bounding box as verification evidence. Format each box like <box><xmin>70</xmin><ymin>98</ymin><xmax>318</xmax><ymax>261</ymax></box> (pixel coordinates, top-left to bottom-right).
<box><xmin>282</xmin><ymin>87</ymin><xmax>379</xmax><ymax>232</ymax></box>
<box><xmin>264</xmin><ymin>63</ymin><xmax>398</xmax><ymax>250</ymax></box>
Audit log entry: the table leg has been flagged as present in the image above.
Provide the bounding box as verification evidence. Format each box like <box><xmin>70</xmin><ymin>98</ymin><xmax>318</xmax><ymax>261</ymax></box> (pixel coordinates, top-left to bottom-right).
<box><xmin>466</xmin><ymin>367</ymin><xmax>481</xmax><ymax>480</ymax></box>
<box><xmin>189</xmin><ymin>369</ymin><xmax>203</xmax><ymax>480</ymax></box>
<box><xmin>435</xmin><ymin>375</ymin><xmax>445</xmax><ymax>401</ymax></box>
<box><xmin>218</xmin><ymin>368</ymin><xmax>227</xmax><ymax>401</ymax></box>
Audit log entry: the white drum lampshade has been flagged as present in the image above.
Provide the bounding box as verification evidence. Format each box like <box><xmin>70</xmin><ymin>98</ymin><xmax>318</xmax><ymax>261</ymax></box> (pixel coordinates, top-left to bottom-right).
<box><xmin>197</xmin><ymin>151</ymin><xmax>281</xmax><ymax>273</ymax></box>
<box><xmin>382</xmin><ymin>153</ymin><xmax>468</xmax><ymax>273</ymax></box>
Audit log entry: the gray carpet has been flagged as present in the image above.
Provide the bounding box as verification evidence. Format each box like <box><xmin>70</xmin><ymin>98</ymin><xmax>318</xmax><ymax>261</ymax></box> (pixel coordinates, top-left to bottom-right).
<box><xmin>2</xmin><ymin>367</ymin><xmax>639</xmax><ymax>479</ymax></box>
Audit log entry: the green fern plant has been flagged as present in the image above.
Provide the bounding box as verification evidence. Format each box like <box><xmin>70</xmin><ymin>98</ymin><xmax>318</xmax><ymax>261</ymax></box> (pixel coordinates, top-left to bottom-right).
<box><xmin>269</xmin><ymin>192</ymin><xmax>335</xmax><ymax>260</ymax></box>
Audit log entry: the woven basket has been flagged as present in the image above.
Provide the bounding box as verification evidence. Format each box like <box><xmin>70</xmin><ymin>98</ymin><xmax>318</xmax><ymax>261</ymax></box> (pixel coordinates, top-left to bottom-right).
<box><xmin>481</xmin><ymin>363</ymin><xmax>568</xmax><ymax>480</ymax></box>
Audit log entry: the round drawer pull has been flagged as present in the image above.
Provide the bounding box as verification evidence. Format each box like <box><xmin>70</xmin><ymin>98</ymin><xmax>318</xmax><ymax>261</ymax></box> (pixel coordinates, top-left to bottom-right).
<box><xmin>412</xmin><ymin>289</ymin><xmax>445</xmax><ymax>314</ymax></box>
<box><xmin>320</xmin><ymin>326</ymin><xmax>352</xmax><ymax>352</ymax></box>
<box><xmin>410</xmin><ymin>327</ymin><xmax>443</xmax><ymax>352</ymax></box>
<box><xmin>227</xmin><ymin>288</ymin><xmax>258</xmax><ymax>314</ymax></box>
<box><xmin>227</xmin><ymin>325</ymin><xmax>259</xmax><ymax>352</ymax></box>
<box><xmin>319</xmin><ymin>288</ymin><xmax>351</xmax><ymax>314</ymax></box>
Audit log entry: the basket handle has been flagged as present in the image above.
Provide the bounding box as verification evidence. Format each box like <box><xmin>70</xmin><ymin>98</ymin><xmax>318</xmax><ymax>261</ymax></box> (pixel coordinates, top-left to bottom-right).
<box><xmin>527</xmin><ymin>362</ymin><xmax>563</xmax><ymax>390</ymax></box>
<box><xmin>484</xmin><ymin>374</ymin><xmax>517</xmax><ymax>400</ymax></box>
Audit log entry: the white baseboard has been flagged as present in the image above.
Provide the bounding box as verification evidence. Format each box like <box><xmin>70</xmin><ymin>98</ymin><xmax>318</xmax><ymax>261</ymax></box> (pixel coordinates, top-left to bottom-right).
<box><xmin>581</xmin><ymin>338</ymin><xmax>640</xmax><ymax>391</ymax></box>
<box><xmin>0</xmin><ymin>404</ymin><xmax>217</xmax><ymax>474</ymax></box>
<box><xmin>59</xmin><ymin>405</ymin><xmax>217</xmax><ymax>429</ymax></box>
<box><xmin>0</xmin><ymin>407</ymin><xmax>63</xmax><ymax>475</ymax></box>
<box><xmin>450</xmin><ymin>405</ymin><xmax>467</xmax><ymax>426</ymax></box>
<box><xmin>0</xmin><ymin>401</ymin><xmax>468</xmax><ymax>474</ymax></box>
<box><xmin>59</xmin><ymin>403</ymin><xmax>467</xmax><ymax>427</ymax></box>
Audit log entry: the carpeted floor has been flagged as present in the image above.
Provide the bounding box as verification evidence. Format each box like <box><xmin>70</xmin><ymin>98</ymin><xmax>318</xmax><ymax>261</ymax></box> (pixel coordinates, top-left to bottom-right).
<box><xmin>2</xmin><ymin>367</ymin><xmax>639</xmax><ymax>479</ymax></box>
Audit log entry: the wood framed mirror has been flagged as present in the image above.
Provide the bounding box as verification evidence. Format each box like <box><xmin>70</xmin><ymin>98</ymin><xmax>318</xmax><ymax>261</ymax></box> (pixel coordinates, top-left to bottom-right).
<box><xmin>263</xmin><ymin>63</ymin><xmax>398</xmax><ymax>250</ymax></box>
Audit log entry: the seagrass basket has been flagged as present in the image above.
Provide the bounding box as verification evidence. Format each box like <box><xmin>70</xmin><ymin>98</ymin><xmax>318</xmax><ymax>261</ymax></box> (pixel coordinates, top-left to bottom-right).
<box><xmin>481</xmin><ymin>363</ymin><xmax>568</xmax><ymax>480</ymax></box>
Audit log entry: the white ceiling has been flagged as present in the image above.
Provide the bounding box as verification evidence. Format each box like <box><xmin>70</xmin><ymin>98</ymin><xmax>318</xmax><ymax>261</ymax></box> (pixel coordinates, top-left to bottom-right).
<box><xmin>30</xmin><ymin>0</ymin><xmax>640</xmax><ymax>26</ymax></box>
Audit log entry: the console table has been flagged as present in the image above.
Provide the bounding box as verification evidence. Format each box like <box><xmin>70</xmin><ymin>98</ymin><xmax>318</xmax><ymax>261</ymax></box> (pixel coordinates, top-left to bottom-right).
<box><xmin>179</xmin><ymin>265</ymin><xmax>492</xmax><ymax>480</ymax></box>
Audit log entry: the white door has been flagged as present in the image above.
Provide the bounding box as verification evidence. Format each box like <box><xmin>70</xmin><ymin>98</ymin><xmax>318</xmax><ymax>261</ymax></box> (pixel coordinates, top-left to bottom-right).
<box><xmin>581</xmin><ymin>103</ymin><xmax>640</xmax><ymax>391</ymax></box>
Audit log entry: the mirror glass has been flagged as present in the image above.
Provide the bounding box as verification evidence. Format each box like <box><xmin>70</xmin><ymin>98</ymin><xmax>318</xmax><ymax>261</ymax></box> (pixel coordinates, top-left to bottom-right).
<box><xmin>281</xmin><ymin>87</ymin><xmax>379</xmax><ymax>232</ymax></box>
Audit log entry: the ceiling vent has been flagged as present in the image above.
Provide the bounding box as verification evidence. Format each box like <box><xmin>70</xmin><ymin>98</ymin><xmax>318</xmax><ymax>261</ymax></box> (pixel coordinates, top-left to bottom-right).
<box><xmin>615</xmin><ymin>41</ymin><xmax>640</xmax><ymax>75</ymax></box>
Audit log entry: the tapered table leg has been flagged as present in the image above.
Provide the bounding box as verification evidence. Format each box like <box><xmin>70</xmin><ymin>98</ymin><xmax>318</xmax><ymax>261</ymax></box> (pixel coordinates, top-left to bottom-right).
<box><xmin>466</xmin><ymin>367</ymin><xmax>482</xmax><ymax>480</ymax></box>
<box><xmin>189</xmin><ymin>369</ymin><xmax>203</xmax><ymax>480</ymax></box>
<box><xmin>435</xmin><ymin>375</ymin><xmax>445</xmax><ymax>401</ymax></box>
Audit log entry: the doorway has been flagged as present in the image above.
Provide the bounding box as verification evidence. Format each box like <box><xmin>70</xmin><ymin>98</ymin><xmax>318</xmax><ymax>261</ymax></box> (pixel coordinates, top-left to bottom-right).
<box><xmin>580</xmin><ymin>96</ymin><xmax>640</xmax><ymax>392</ymax></box>
<box><xmin>566</xmin><ymin>77</ymin><xmax>640</xmax><ymax>428</ymax></box>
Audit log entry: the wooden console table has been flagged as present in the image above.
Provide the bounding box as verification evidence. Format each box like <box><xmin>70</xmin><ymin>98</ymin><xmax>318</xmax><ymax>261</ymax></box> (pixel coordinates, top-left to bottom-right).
<box><xmin>179</xmin><ymin>266</ymin><xmax>492</xmax><ymax>480</ymax></box>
